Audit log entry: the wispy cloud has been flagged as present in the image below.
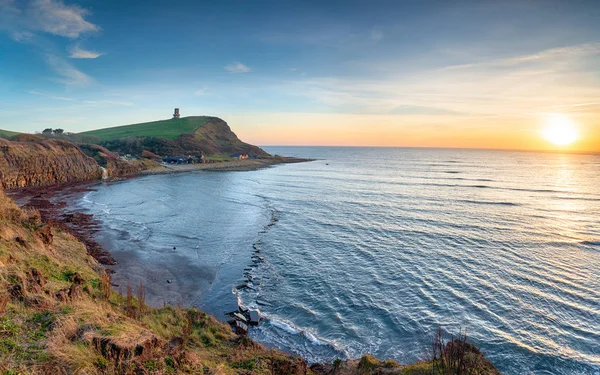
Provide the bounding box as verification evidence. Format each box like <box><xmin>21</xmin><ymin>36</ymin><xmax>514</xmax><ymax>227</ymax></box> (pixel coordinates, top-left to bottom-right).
<box><xmin>46</xmin><ymin>54</ymin><xmax>93</xmax><ymax>85</ymax></box>
<box><xmin>1</xmin><ymin>0</ymin><xmax>102</xmax><ymax>86</ymax></box>
<box><xmin>2</xmin><ymin>0</ymin><xmax>100</xmax><ymax>39</ymax></box>
<box><xmin>69</xmin><ymin>44</ymin><xmax>102</xmax><ymax>59</ymax></box>
<box><xmin>27</xmin><ymin>90</ymin><xmax>74</xmax><ymax>101</ymax></box>
<box><xmin>26</xmin><ymin>90</ymin><xmax>135</xmax><ymax>106</ymax></box>
<box><xmin>280</xmin><ymin>43</ymin><xmax>600</xmax><ymax>118</ymax></box>
<box><xmin>10</xmin><ymin>30</ymin><xmax>33</xmax><ymax>42</ymax></box>
<box><xmin>83</xmin><ymin>100</ymin><xmax>134</xmax><ymax>106</ymax></box>
<box><xmin>440</xmin><ymin>43</ymin><xmax>600</xmax><ymax>71</ymax></box>
<box><xmin>28</xmin><ymin>0</ymin><xmax>100</xmax><ymax>38</ymax></box>
<box><xmin>194</xmin><ymin>87</ymin><xmax>208</xmax><ymax>96</ymax></box>
<box><xmin>543</xmin><ymin>102</ymin><xmax>600</xmax><ymax>109</ymax></box>
<box><xmin>225</xmin><ymin>62</ymin><xmax>251</xmax><ymax>73</ymax></box>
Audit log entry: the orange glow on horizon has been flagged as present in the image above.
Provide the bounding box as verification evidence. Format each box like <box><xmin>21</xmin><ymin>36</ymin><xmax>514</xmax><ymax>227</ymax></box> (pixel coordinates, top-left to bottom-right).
<box><xmin>230</xmin><ymin>112</ymin><xmax>600</xmax><ymax>153</ymax></box>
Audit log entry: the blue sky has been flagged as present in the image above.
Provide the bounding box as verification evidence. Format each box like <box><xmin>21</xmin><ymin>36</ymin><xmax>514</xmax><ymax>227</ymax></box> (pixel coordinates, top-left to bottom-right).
<box><xmin>1</xmin><ymin>0</ymin><xmax>599</xmax><ymax>150</ymax></box>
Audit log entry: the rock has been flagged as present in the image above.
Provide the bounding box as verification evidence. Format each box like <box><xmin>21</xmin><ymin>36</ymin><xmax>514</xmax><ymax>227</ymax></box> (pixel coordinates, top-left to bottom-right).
<box><xmin>26</xmin><ymin>268</ymin><xmax>46</xmax><ymax>293</ymax></box>
<box><xmin>68</xmin><ymin>283</ymin><xmax>83</xmax><ymax>300</ymax></box>
<box><xmin>169</xmin><ymin>336</ymin><xmax>184</xmax><ymax>352</ymax></box>
<box><xmin>38</xmin><ymin>225</ymin><xmax>53</xmax><ymax>245</ymax></box>
<box><xmin>70</xmin><ymin>272</ymin><xmax>85</xmax><ymax>285</ymax></box>
<box><xmin>249</xmin><ymin>310</ymin><xmax>261</xmax><ymax>325</ymax></box>
<box><xmin>56</xmin><ymin>289</ymin><xmax>69</xmax><ymax>303</ymax></box>
<box><xmin>88</xmin><ymin>332</ymin><xmax>163</xmax><ymax>366</ymax></box>
<box><xmin>25</xmin><ymin>295</ymin><xmax>53</xmax><ymax>309</ymax></box>
<box><xmin>233</xmin><ymin>312</ymin><xmax>247</xmax><ymax>323</ymax></box>
<box><xmin>233</xmin><ymin>320</ymin><xmax>248</xmax><ymax>336</ymax></box>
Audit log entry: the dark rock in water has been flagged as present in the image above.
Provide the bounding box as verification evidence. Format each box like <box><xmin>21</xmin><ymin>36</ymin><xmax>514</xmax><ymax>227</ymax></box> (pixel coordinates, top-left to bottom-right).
<box><xmin>239</xmin><ymin>305</ymin><xmax>249</xmax><ymax>313</ymax></box>
<box><xmin>233</xmin><ymin>312</ymin><xmax>247</xmax><ymax>322</ymax></box>
<box><xmin>256</xmin><ymin>299</ymin><xmax>273</xmax><ymax>307</ymax></box>
<box><xmin>166</xmin><ymin>279</ymin><xmax>172</xmax><ymax>284</ymax></box>
<box><xmin>249</xmin><ymin>310</ymin><xmax>260</xmax><ymax>325</ymax></box>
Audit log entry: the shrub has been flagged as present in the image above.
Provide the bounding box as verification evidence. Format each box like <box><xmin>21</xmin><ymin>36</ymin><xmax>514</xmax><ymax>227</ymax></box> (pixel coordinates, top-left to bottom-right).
<box><xmin>358</xmin><ymin>354</ymin><xmax>378</xmax><ymax>374</ymax></box>
<box><xmin>231</xmin><ymin>359</ymin><xmax>255</xmax><ymax>370</ymax></box>
<box><xmin>164</xmin><ymin>356</ymin><xmax>175</xmax><ymax>368</ymax></box>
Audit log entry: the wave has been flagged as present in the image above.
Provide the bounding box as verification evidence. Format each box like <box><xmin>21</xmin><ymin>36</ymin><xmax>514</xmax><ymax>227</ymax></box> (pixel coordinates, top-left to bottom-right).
<box><xmin>580</xmin><ymin>241</ymin><xmax>600</xmax><ymax>247</ymax></box>
<box><xmin>268</xmin><ymin>317</ymin><xmax>328</xmax><ymax>346</ymax></box>
<box><xmin>458</xmin><ymin>199</ymin><xmax>521</xmax><ymax>207</ymax></box>
<box><xmin>252</xmin><ymin>314</ymin><xmax>349</xmax><ymax>362</ymax></box>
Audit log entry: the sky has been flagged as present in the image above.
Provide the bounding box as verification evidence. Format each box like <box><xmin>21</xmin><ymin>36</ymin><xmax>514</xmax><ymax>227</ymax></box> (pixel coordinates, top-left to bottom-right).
<box><xmin>0</xmin><ymin>0</ymin><xmax>599</xmax><ymax>152</ymax></box>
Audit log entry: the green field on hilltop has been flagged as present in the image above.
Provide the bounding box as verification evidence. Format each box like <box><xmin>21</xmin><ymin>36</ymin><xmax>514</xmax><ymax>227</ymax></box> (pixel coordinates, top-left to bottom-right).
<box><xmin>79</xmin><ymin>116</ymin><xmax>212</xmax><ymax>141</ymax></box>
<box><xmin>0</xmin><ymin>129</ymin><xmax>20</xmax><ymax>139</ymax></box>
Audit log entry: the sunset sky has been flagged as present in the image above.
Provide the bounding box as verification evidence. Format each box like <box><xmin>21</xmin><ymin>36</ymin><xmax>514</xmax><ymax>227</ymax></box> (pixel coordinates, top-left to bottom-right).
<box><xmin>1</xmin><ymin>0</ymin><xmax>599</xmax><ymax>152</ymax></box>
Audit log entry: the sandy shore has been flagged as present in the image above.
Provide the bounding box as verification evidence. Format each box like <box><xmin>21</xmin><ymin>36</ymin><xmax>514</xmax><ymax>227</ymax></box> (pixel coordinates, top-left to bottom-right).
<box><xmin>141</xmin><ymin>157</ymin><xmax>313</xmax><ymax>175</ymax></box>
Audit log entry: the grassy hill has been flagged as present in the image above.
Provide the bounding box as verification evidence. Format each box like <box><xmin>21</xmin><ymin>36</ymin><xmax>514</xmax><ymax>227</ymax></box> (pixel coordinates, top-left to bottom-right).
<box><xmin>80</xmin><ymin>116</ymin><xmax>269</xmax><ymax>157</ymax></box>
<box><xmin>80</xmin><ymin>117</ymin><xmax>213</xmax><ymax>142</ymax></box>
<box><xmin>0</xmin><ymin>129</ymin><xmax>20</xmax><ymax>139</ymax></box>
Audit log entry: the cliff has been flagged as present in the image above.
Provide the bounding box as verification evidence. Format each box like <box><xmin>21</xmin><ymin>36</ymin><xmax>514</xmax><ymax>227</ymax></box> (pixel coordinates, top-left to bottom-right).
<box><xmin>0</xmin><ymin>190</ymin><xmax>502</xmax><ymax>374</ymax></box>
<box><xmin>0</xmin><ymin>137</ymin><xmax>160</xmax><ymax>190</ymax></box>
<box><xmin>0</xmin><ymin>137</ymin><xmax>102</xmax><ymax>189</ymax></box>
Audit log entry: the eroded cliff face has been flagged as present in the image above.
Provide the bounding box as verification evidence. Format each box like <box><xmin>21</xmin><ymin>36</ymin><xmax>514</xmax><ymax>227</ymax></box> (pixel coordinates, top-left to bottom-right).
<box><xmin>0</xmin><ymin>138</ymin><xmax>102</xmax><ymax>189</ymax></box>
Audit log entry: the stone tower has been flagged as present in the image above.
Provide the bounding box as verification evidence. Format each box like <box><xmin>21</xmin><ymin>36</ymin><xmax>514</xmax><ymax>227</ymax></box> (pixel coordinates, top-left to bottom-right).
<box><xmin>173</xmin><ymin>108</ymin><xmax>180</xmax><ymax>119</ymax></box>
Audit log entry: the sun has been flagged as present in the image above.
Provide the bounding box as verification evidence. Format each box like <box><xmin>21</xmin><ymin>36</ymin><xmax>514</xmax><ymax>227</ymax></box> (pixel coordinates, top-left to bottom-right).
<box><xmin>542</xmin><ymin>114</ymin><xmax>578</xmax><ymax>146</ymax></box>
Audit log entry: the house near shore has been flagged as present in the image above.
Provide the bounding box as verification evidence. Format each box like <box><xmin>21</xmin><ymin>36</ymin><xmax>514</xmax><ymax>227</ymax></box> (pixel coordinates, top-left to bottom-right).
<box><xmin>230</xmin><ymin>153</ymin><xmax>249</xmax><ymax>160</ymax></box>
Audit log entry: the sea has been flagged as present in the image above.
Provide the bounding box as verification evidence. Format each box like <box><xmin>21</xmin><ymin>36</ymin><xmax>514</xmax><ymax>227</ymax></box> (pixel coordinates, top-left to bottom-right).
<box><xmin>74</xmin><ymin>147</ymin><xmax>600</xmax><ymax>375</ymax></box>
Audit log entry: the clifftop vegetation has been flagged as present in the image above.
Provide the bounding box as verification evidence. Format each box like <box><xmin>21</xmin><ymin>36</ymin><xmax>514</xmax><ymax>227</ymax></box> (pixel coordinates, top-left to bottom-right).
<box><xmin>79</xmin><ymin>117</ymin><xmax>214</xmax><ymax>142</ymax></box>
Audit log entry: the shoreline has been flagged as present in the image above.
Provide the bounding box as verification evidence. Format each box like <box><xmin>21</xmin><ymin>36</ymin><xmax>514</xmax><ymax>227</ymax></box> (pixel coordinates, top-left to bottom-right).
<box><xmin>8</xmin><ymin>157</ymin><xmax>314</xmax><ymax>268</ymax></box>
<box><xmin>141</xmin><ymin>156</ymin><xmax>314</xmax><ymax>175</ymax></box>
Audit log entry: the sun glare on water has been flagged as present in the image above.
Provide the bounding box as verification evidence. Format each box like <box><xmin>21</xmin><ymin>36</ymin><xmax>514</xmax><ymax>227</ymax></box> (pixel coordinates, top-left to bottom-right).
<box><xmin>542</xmin><ymin>114</ymin><xmax>579</xmax><ymax>146</ymax></box>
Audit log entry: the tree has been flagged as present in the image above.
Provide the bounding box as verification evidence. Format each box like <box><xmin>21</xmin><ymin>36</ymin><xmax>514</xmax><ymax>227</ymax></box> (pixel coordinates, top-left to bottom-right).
<box><xmin>42</xmin><ymin>128</ymin><xmax>53</xmax><ymax>134</ymax></box>
<box><xmin>52</xmin><ymin>128</ymin><xmax>64</xmax><ymax>135</ymax></box>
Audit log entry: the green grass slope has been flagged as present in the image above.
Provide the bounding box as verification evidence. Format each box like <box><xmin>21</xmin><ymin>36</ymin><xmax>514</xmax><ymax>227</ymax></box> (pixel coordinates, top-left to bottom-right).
<box><xmin>80</xmin><ymin>117</ymin><xmax>212</xmax><ymax>141</ymax></box>
<box><xmin>0</xmin><ymin>129</ymin><xmax>20</xmax><ymax>139</ymax></box>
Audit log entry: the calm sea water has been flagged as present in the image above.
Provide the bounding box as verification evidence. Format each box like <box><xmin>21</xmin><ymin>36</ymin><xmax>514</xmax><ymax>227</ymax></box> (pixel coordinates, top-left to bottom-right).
<box><xmin>76</xmin><ymin>147</ymin><xmax>600</xmax><ymax>375</ymax></box>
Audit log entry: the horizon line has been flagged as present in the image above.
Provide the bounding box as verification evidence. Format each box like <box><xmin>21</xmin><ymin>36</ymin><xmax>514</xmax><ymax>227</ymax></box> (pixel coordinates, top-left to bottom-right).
<box><xmin>260</xmin><ymin>144</ymin><xmax>600</xmax><ymax>156</ymax></box>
